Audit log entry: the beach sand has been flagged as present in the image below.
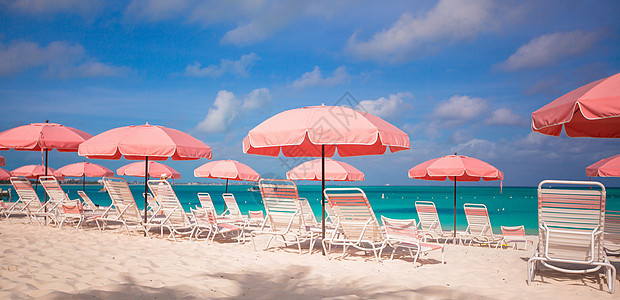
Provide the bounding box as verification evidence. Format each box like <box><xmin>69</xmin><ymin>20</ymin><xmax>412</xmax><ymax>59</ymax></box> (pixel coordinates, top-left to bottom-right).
<box><xmin>1</xmin><ymin>219</ymin><xmax>617</xmax><ymax>299</ymax></box>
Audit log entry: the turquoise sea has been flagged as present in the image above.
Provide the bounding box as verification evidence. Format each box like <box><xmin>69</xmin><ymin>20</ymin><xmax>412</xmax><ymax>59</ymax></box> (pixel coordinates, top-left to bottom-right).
<box><xmin>2</xmin><ymin>184</ymin><xmax>619</xmax><ymax>235</ymax></box>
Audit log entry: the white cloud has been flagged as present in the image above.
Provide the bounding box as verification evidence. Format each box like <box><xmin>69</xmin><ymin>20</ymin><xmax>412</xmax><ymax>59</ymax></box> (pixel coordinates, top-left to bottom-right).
<box><xmin>0</xmin><ymin>40</ymin><xmax>128</xmax><ymax>78</ymax></box>
<box><xmin>291</xmin><ymin>66</ymin><xmax>349</xmax><ymax>89</ymax></box>
<box><xmin>498</xmin><ymin>30</ymin><xmax>601</xmax><ymax>71</ymax></box>
<box><xmin>5</xmin><ymin>0</ymin><xmax>103</xmax><ymax>16</ymax></box>
<box><xmin>432</xmin><ymin>95</ymin><xmax>488</xmax><ymax>125</ymax></box>
<box><xmin>451</xmin><ymin>138</ymin><xmax>498</xmax><ymax>159</ymax></box>
<box><xmin>196</xmin><ymin>88</ymin><xmax>271</xmax><ymax>133</ymax></box>
<box><xmin>485</xmin><ymin>108</ymin><xmax>527</xmax><ymax>126</ymax></box>
<box><xmin>125</xmin><ymin>1</ymin><xmax>338</xmax><ymax>46</ymax></box>
<box><xmin>183</xmin><ymin>53</ymin><xmax>259</xmax><ymax>78</ymax></box>
<box><xmin>345</xmin><ymin>0</ymin><xmax>495</xmax><ymax>62</ymax></box>
<box><xmin>356</xmin><ymin>92</ymin><xmax>412</xmax><ymax>119</ymax></box>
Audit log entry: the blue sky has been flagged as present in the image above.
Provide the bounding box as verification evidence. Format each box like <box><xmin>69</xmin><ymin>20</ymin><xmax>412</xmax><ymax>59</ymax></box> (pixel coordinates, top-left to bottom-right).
<box><xmin>0</xmin><ymin>0</ymin><xmax>619</xmax><ymax>187</ymax></box>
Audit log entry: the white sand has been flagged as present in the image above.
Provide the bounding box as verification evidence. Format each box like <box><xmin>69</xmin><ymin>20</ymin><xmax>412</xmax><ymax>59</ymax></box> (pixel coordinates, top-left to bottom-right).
<box><xmin>0</xmin><ymin>219</ymin><xmax>617</xmax><ymax>299</ymax></box>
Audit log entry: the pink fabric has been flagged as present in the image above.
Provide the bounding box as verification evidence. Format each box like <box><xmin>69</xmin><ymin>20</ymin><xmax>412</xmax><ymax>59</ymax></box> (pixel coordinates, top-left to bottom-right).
<box><xmin>54</xmin><ymin>162</ymin><xmax>114</xmax><ymax>178</ymax></box>
<box><xmin>0</xmin><ymin>168</ymin><xmax>10</xmax><ymax>180</ymax></box>
<box><xmin>586</xmin><ymin>154</ymin><xmax>620</xmax><ymax>177</ymax></box>
<box><xmin>408</xmin><ymin>155</ymin><xmax>503</xmax><ymax>182</ymax></box>
<box><xmin>286</xmin><ymin>158</ymin><xmax>365</xmax><ymax>181</ymax></box>
<box><xmin>78</xmin><ymin>123</ymin><xmax>212</xmax><ymax>161</ymax></box>
<box><xmin>193</xmin><ymin>160</ymin><xmax>260</xmax><ymax>181</ymax></box>
<box><xmin>11</xmin><ymin>164</ymin><xmax>64</xmax><ymax>180</ymax></box>
<box><xmin>116</xmin><ymin>161</ymin><xmax>181</xmax><ymax>179</ymax></box>
<box><xmin>531</xmin><ymin>73</ymin><xmax>620</xmax><ymax>137</ymax></box>
<box><xmin>0</xmin><ymin>123</ymin><xmax>92</xmax><ymax>152</ymax></box>
<box><xmin>0</xmin><ymin>155</ymin><xmax>5</xmax><ymax>167</ymax></box>
<box><xmin>243</xmin><ymin>105</ymin><xmax>410</xmax><ymax>157</ymax></box>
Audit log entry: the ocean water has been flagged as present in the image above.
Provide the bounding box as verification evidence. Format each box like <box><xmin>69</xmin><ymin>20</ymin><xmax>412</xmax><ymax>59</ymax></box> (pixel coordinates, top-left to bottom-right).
<box><xmin>2</xmin><ymin>183</ymin><xmax>619</xmax><ymax>235</ymax></box>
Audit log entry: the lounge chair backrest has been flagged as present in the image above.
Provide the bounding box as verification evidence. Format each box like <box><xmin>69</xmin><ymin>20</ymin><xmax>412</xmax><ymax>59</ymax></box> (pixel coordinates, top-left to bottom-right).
<box><xmin>324</xmin><ymin>188</ymin><xmax>383</xmax><ymax>242</ymax></box>
<box><xmin>10</xmin><ymin>176</ymin><xmax>42</xmax><ymax>212</ymax></box>
<box><xmin>604</xmin><ymin>210</ymin><xmax>620</xmax><ymax>254</ymax></box>
<box><xmin>381</xmin><ymin>216</ymin><xmax>419</xmax><ymax>241</ymax></box>
<box><xmin>191</xmin><ymin>207</ymin><xmax>216</xmax><ymax>227</ymax></box>
<box><xmin>464</xmin><ymin>203</ymin><xmax>493</xmax><ymax>237</ymax></box>
<box><xmin>299</xmin><ymin>198</ymin><xmax>318</xmax><ymax>226</ymax></box>
<box><xmin>40</xmin><ymin>176</ymin><xmax>70</xmax><ymax>205</ymax></box>
<box><xmin>258</xmin><ymin>179</ymin><xmax>304</xmax><ymax>231</ymax></box>
<box><xmin>249</xmin><ymin>210</ymin><xmax>264</xmax><ymax>220</ymax></box>
<box><xmin>222</xmin><ymin>193</ymin><xmax>244</xmax><ymax>219</ymax></box>
<box><xmin>538</xmin><ymin>180</ymin><xmax>605</xmax><ymax>263</ymax></box>
<box><xmin>77</xmin><ymin>191</ymin><xmax>97</xmax><ymax>210</ymax></box>
<box><xmin>102</xmin><ymin>177</ymin><xmax>142</xmax><ymax>222</ymax></box>
<box><xmin>197</xmin><ymin>193</ymin><xmax>218</xmax><ymax>216</ymax></box>
<box><xmin>415</xmin><ymin>201</ymin><xmax>443</xmax><ymax>235</ymax></box>
<box><xmin>148</xmin><ymin>179</ymin><xmax>191</xmax><ymax>226</ymax></box>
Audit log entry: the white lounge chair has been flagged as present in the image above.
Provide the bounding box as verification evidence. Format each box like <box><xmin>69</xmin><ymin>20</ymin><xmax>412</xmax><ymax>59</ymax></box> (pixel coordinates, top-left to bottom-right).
<box><xmin>77</xmin><ymin>190</ymin><xmax>107</xmax><ymax>214</ymax></box>
<box><xmin>5</xmin><ymin>176</ymin><xmax>49</xmax><ymax>225</ymax></box>
<box><xmin>147</xmin><ymin>179</ymin><xmax>195</xmax><ymax>241</ymax></box>
<box><xmin>461</xmin><ymin>203</ymin><xmax>502</xmax><ymax>247</ymax></box>
<box><xmin>40</xmin><ymin>176</ymin><xmax>97</xmax><ymax>229</ymax></box>
<box><xmin>415</xmin><ymin>201</ymin><xmax>457</xmax><ymax>244</ymax></box>
<box><xmin>604</xmin><ymin>210</ymin><xmax>620</xmax><ymax>256</ymax></box>
<box><xmin>251</xmin><ymin>179</ymin><xmax>318</xmax><ymax>254</ymax></box>
<box><xmin>96</xmin><ymin>177</ymin><xmax>145</xmax><ymax>234</ymax></box>
<box><xmin>379</xmin><ymin>216</ymin><xmax>445</xmax><ymax>267</ymax></box>
<box><xmin>496</xmin><ymin>225</ymin><xmax>532</xmax><ymax>250</ymax></box>
<box><xmin>222</xmin><ymin>193</ymin><xmax>248</xmax><ymax>222</ymax></box>
<box><xmin>527</xmin><ymin>180</ymin><xmax>615</xmax><ymax>294</ymax></box>
<box><xmin>322</xmin><ymin>188</ymin><xmax>386</xmax><ymax>262</ymax></box>
<box><xmin>191</xmin><ymin>207</ymin><xmax>243</xmax><ymax>244</ymax></box>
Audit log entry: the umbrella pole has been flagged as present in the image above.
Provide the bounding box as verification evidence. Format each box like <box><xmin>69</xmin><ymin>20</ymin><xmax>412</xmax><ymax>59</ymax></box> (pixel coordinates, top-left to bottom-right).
<box><xmin>44</xmin><ymin>148</ymin><xmax>48</xmax><ymax>225</ymax></box>
<box><xmin>144</xmin><ymin>156</ymin><xmax>149</xmax><ymax>226</ymax></box>
<box><xmin>453</xmin><ymin>176</ymin><xmax>457</xmax><ymax>244</ymax></box>
<box><xmin>321</xmin><ymin>145</ymin><xmax>326</xmax><ymax>255</ymax></box>
<box><xmin>82</xmin><ymin>174</ymin><xmax>86</xmax><ymax>191</ymax></box>
<box><xmin>225</xmin><ymin>178</ymin><xmax>228</xmax><ymax>193</ymax></box>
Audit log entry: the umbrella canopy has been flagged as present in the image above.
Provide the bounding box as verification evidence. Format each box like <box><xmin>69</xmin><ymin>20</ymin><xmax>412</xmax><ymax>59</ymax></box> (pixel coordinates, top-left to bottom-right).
<box><xmin>0</xmin><ymin>168</ymin><xmax>10</xmax><ymax>180</ymax></box>
<box><xmin>0</xmin><ymin>155</ymin><xmax>5</xmax><ymax>167</ymax></box>
<box><xmin>531</xmin><ymin>72</ymin><xmax>620</xmax><ymax>138</ymax></box>
<box><xmin>55</xmin><ymin>162</ymin><xmax>114</xmax><ymax>178</ymax></box>
<box><xmin>0</xmin><ymin>122</ymin><xmax>93</xmax><ymax>152</ymax></box>
<box><xmin>78</xmin><ymin>123</ymin><xmax>212</xmax><ymax>160</ymax></box>
<box><xmin>12</xmin><ymin>164</ymin><xmax>63</xmax><ymax>180</ymax></box>
<box><xmin>287</xmin><ymin>158</ymin><xmax>364</xmax><ymax>181</ymax></box>
<box><xmin>244</xmin><ymin>104</ymin><xmax>409</xmax><ymax>241</ymax></box>
<box><xmin>55</xmin><ymin>162</ymin><xmax>114</xmax><ymax>191</ymax></box>
<box><xmin>408</xmin><ymin>155</ymin><xmax>504</xmax><ymax>182</ymax></box>
<box><xmin>117</xmin><ymin>161</ymin><xmax>181</xmax><ymax>179</ymax></box>
<box><xmin>586</xmin><ymin>154</ymin><xmax>620</xmax><ymax>177</ymax></box>
<box><xmin>408</xmin><ymin>154</ymin><xmax>503</xmax><ymax>241</ymax></box>
<box><xmin>243</xmin><ymin>104</ymin><xmax>410</xmax><ymax>157</ymax></box>
<box><xmin>194</xmin><ymin>160</ymin><xmax>260</xmax><ymax>193</ymax></box>
<box><xmin>194</xmin><ymin>160</ymin><xmax>260</xmax><ymax>181</ymax></box>
<box><xmin>79</xmin><ymin>123</ymin><xmax>211</xmax><ymax>224</ymax></box>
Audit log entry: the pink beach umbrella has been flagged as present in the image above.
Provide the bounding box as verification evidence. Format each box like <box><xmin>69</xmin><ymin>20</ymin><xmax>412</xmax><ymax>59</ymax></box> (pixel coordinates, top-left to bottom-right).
<box><xmin>0</xmin><ymin>155</ymin><xmax>5</xmax><ymax>167</ymax></box>
<box><xmin>0</xmin><ymin>121</ymin><xmax>91</xmax><ymax>181</ymax></box>
<box><xmin>0</xmin><ymin>168</ymin><xmax>10</xmax><ymax>180</ymax></box>
<box><xmin>78</xmin><ymin>123</ymin><xmax>212</xmax><ymax>223</ymax></box>
<box><xmin>117</xmin><ymin>161</ymin><xmax>181</xmax><ymax>179</ymax></box>
<box><xmin>408</xmin><ymin>154</ymin><xmax>503</xmax><ymax>240</ymax></box>
<box><xmin>194</xmin><ymin>160</ymin><xmax>260</xmax><ymax>193</ymax></box>
<box><xmin>244</xmin><ymin>104</ymin><xmax>409</xmax><ymax>239</ymax></box>
<box><xmin>586</xmin><ymin>154</ymin><xmax>620</xmax><ymax>178</ymax></box>
<box><xmin>286</xmin><ymin>158</ymin><xmax>364</xmax><ymax>182</ymax></box>
<box><xmin>55</xmin><ymin>162</ymin><xmax>114</xmax><ymax>191</ymax></box>
<box><xmin>12</xmin><ymin>164</ymin><xmax>63</xmax><ymax>180</ymax></box>
<box><xmin>531</xmin><ymin>72</ymin><xmax>620</xmax><ymax>138</ymax></box>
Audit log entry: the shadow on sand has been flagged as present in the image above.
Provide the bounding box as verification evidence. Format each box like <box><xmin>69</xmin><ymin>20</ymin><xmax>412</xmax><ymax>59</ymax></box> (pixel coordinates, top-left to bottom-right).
<box><xmin>39</xmin><ymin>265</ymin><xmax>492</xmax><ymax>300</ymax></box>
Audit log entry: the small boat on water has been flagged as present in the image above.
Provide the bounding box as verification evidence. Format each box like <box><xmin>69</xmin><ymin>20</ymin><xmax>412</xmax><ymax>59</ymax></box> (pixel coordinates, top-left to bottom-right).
<box><xmin>248</xmin><ymin>186</ymin><xmax>260</xmax><ymax>192</ymax></box>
